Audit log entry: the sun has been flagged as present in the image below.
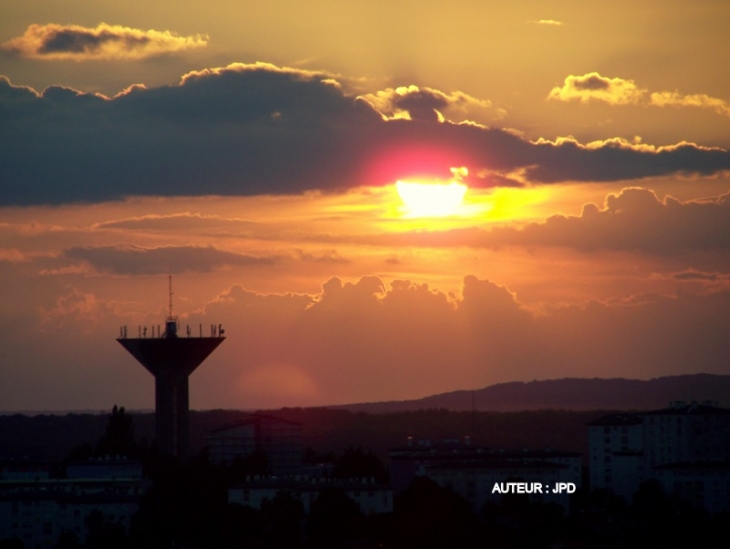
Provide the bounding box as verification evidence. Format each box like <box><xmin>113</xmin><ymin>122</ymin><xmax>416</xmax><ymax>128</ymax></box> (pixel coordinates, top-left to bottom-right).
<box><xmin>396</xmin><ymin>180</ymin><xmax>468</xmax><ymax>218</ymax></box>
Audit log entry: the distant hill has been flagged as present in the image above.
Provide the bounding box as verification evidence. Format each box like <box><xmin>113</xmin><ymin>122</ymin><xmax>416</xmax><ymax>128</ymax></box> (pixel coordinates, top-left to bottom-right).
<box><xmin>3</xmin><ymin>374</ymin><xmax>729</xmax><ymax>462</ymax></box>
<box><xmin>332</xmin><ymin>374</ymin><xmax>730</xmax><ymax>413</ymax></box>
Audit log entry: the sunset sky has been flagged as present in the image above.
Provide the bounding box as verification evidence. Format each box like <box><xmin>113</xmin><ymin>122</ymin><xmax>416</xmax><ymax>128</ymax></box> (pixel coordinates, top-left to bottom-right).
<box><xmin>2</xmin><ymin>0</ymin><xmax>730</xmax><ymax>412</ymax></box>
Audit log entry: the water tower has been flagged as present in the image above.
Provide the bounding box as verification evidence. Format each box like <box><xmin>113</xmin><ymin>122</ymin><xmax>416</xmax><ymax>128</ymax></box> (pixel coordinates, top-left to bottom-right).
<box><xmin>117</xmin><ymin>278</ymin><xmax>225</xmax><ymax>458</ymax></box>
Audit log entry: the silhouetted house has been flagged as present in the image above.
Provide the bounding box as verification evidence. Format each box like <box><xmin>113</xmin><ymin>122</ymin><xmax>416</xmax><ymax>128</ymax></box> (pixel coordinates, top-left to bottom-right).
<box><xmin>389</xmin><ymin>439</ymin><xmax>581</xmax><ymax>510</ymax></box>
<box><xmin>0</xmin><ymin>458</ymin><xmax>146</xmax><ymax>548</ymax></box>
<box><xmin>205</xmin><ymin>414</ymin><xmax>302</xmax><ymax>474</ymax></box>
<box><xmin>588</xmin><ymin>401</ymin><xmax>730</xmax><ymax>511</ymax></box>
<box><xmin>229</xmin><ymin>475</ymin><xmax>393</xmax><ymax>514</ymax></box>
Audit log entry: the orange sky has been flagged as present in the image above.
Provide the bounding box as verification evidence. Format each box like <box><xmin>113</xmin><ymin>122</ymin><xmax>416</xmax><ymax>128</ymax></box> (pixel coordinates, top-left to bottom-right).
<box><xmin>1</xmin><ymin>1</ymin><xmax>729</xmax><ymax>411</ymax></box>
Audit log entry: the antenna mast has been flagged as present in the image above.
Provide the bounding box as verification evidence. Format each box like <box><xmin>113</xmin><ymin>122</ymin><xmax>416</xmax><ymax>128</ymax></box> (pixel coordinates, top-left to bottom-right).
<box><xmin>168</xmin><ymin>275</ymin><xmax>173</xmax><ymax>320</ymax></box>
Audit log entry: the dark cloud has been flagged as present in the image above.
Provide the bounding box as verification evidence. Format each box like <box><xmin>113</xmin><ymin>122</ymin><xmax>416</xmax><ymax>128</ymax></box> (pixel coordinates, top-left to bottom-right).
<box><xmin>391</xmin><ymin>88</ymin><xmax>448</xmax><ymax>122</ymax></box>
<box><xmin>672</xmin><ymin>270</ymin><xmax>725</xmax><ymax>282</ymax></box>
<box><xmin>0</xmin><ymin>23</ymin><xmax>207</xmax><ymax>60</ymax></box>
<box><xmin>63</xmin><ymin>244</ymin><xmax>277</xmax><ymax>275</ymax></box>
<box><xmin>362</xmin><ymin>85</ymin><xmax>495</xmax><ymax>123</ymax></box>
<box><xmin>1</xmin><ymin>64</ymin><xmax>729</xmax><ymax>205</ymax></box>
<box><xmin>40</xmin><ymin>28</ymin><xmax>146</xmax><ymax>54</ymax></box>
<box><xmin>573</xmin><ymin>74</ymin><xmax>611</xmax><ymax>91</ymax></box>
<box><xmin>294</xmin><ymin>250</ymin><xmax>350</xmax><ymax>264</ymax></box>
<box><xmin>526</xmin><ymin>138</ymin><xmax>729</xmax><ymax>183</ymax></box>
<box><xmin>95</xmin><ymin>213</ymin><xmax>257</xmax><ymax>231</ymax></box>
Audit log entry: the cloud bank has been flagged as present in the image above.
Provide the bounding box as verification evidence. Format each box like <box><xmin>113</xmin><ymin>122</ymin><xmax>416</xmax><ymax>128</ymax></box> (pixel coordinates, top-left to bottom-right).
<box><xmin>3</xmin><ymin>268</ymin><xmax>727</xmax><ymax>409</ymax></box>
<box><xmin>335</xmin><ymin>188</ymin><xmax>730</xmax><ymax>259</ymax></box>
<box><xmin>1</xmin><ymin>63</ymin><xmax>730</xmax><ymax>205</ymax></box>
<box><xmin>486</xmin><ymin>187</ymin><xmax>730</xmax><ymax>254</ymax></box>
<box><xmin>1</xmin><ymin>23</ymin><xmax>207</xmax><ymax>61</ymax></box>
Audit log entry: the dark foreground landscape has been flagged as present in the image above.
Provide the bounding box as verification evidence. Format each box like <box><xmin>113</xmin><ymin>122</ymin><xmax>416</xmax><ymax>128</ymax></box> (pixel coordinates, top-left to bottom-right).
<box><xmin>2</xmin><ymin>376</ymin><xmax>730</xmax><ymax>548</ymax></box>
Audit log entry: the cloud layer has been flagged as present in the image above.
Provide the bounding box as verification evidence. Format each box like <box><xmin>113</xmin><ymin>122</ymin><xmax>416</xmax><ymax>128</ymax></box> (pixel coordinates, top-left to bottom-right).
<box><xmin>1</xmin><ymin>23</ymin><xmax>207</xmax><ymax>61</ymax></box>
<box><xmin>334</xmin><ymin>188</ymin><xmax>730</xmax><ymax>260</ymax></box>
<box><xmin>475</xmin><ymin>188</ymin><xmax>730</xmax><ymax>255</ymax></box>
<box><xmin>63</xmin><ymin>245</ymin><xmax>277</xmax><ymax>275</ymax></box>
<box><xmin>2</xmin><ymin>63</ymin><xmax>729</xmax><ymax>205</ymax></box>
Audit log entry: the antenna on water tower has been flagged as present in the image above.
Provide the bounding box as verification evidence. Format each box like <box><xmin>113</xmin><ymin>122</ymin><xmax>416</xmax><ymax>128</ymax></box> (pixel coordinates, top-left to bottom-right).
<box><xmin>168</xmin><ymin>274</ymin><xmax>174</xmax><ymax>320</ymax></box>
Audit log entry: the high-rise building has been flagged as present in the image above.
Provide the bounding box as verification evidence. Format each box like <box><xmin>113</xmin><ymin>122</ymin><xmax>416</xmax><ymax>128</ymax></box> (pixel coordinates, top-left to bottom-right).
<box><xmin>588</xmin><ymin>401</ymin><xmax>730</xmax><ymax>511</ymax></box>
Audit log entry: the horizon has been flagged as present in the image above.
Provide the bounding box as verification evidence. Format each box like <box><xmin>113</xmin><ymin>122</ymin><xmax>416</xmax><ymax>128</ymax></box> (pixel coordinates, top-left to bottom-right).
<box><xmin>2</xmin><ymin>372</ymin><xmax>728</xmax><ymax>416</ymax></box>
<box><xmin>2</xmin><ymin>1</ymin><xmax>730</xmax><ymax>412</ymax></box>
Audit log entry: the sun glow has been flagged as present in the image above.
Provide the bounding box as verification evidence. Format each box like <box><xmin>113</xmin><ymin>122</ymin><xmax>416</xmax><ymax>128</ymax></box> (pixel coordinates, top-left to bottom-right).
<box><xmin>396</xmin><ymin>180</ymin><xmax>468</xmax><ymax>218</ymax></box>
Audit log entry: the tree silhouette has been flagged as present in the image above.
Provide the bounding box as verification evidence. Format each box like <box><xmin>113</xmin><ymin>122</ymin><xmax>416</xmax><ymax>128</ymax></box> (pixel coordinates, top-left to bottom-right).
<box><xmin>85</xmin><ymin>509</ymin><xmax>128</xmax><ymax>549</ymax></box>
<box><xmin>96</xmin><ymin>405</ymin><xmax>136</xmax><ymax>458</ymax></box>
<box><xmin>260</xmin><ymin>491</ymin><xmax>305</xmax><ymax>548</ymax></box>
<box><xmin>307</xmin><ymin>487</ymin><xmax>365</xmax><ymax>548</ymax></box>
<box><xmin>394</xmin><ymin>476</ymin><xmax>479</xmax><ymax>549</ymax></box>
<box><xmin>334</xmin><ymin>446</ymin><xmax>388</xmax><ymax>482</ymax></box>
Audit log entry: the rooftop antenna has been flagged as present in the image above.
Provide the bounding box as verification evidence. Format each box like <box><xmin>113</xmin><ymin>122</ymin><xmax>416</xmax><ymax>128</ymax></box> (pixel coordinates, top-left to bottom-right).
<box><xmin>163</xmin><ymin>275</ymin><xmax>177</xmax><ymax>338</ymax></box>
<box><xmin>168</xmin><ymin>274</ymin><xmax>174</xmax><ymax>321</ymax></box>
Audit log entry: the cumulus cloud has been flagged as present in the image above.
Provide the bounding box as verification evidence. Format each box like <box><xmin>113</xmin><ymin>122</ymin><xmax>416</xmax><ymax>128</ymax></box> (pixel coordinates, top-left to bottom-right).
<box><xmin>190</xmin><ymin>274</ymin><xmax>730</xmax><ymax>406</ymax></box>
<box><xmin>63</xmin><ymin>245</ymin><xmax>278</xmax><ymax>275</ymax></box>
<box><xmin>547</xmin><ymin>72</ymin><xmax>646</xmax><ymax>104</ymax></box>
<box><xmin>3</xmin><ymin>263</ymin><xmax>730</xmax><ymax>409</ymax></box>
<box><xmin>489</xmin><ymin>188</ymin><xmax>730</xmax><ymax>254</ymax></box>
<box><xmin>650</xmin><ymin>91</ymin><xmax>730</xmax><ymax>117</ymax></box>
<box><xmin>41</xmin><ymin>289</ymin><xmax>117</xmax><ymax>332</ymax></box>
<box><xmin>549</xmin><ymin>72</ymin><xmax>730</xmax><ymax>117</ymax></box>
<box><xmin>361</xmin><ymin>85</ymin><xmax>499</xmax><ymax>122</ymax></box>
<box><xmin>1</xmin><ymin>64</ymin><xmax>729</xmax><ymax>205</ymax></box>
<box><xmin>0</xmin><ymin>23</ymin><xmax>207</xmax><ymax>60</ymax></box>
